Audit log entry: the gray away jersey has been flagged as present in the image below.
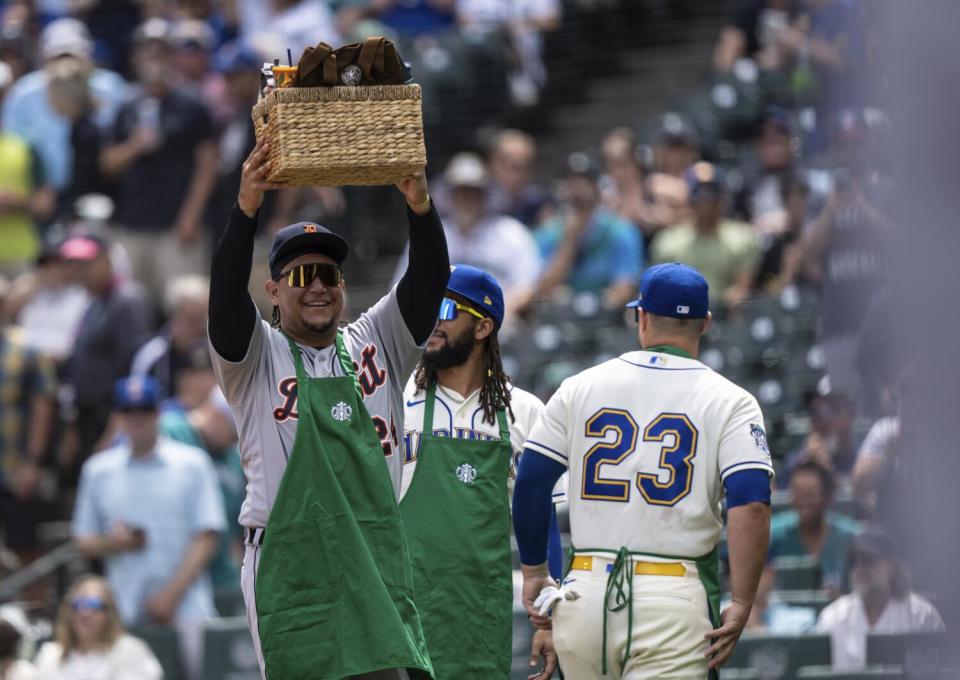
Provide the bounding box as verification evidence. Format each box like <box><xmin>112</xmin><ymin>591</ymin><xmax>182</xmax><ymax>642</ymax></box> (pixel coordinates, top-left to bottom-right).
<box><xmin>210</xmin><ymin>286</ymin><xmax>423</xmax><ymax>529</ymax></box>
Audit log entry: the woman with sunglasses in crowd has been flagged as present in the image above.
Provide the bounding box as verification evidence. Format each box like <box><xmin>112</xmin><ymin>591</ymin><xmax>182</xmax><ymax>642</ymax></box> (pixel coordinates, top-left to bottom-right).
<box><xmin>33</xmin><ymin>576</ymin><xmax>162</xmax><ymax>680</ymax></box>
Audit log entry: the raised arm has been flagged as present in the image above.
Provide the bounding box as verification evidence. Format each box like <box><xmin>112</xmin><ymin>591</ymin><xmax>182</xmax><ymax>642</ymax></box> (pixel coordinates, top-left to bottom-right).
<box><xmin>395</xmin><ymin>173</ymin><xmax>450</xmax><ymax>344</ymax></box>
<box><xmin>208</xmin><ymin>142</ymin><xmax>284</xmax><ymax>361</ymax></box>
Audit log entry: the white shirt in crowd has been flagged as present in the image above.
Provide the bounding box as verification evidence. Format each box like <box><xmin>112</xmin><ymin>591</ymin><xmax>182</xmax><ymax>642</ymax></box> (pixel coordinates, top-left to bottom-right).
<box><xmin>33</xmin><ymin>634</ymin><xmax>163</xmax><ymax>680</ymax></box>
<box><xmin>816</xmin><ymin>592</ymin><xmax>945</xmax><ymax>670</ymax></box>
<box><xmin>856</xmin><ymin>416</ymin><xmax>900</xmax><ymax>462</ymax></box>
<box><xmin>393</xmin><ymin>215</ymin><xmax>542</xmax><ymax>295</ymax></box>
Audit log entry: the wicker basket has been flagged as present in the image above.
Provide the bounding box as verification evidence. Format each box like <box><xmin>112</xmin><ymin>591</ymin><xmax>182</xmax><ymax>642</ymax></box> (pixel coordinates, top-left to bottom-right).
<box><xmin>252</xmin><ymin>84</ymin><xmax>426</xmax><ymax>186</ymax></box>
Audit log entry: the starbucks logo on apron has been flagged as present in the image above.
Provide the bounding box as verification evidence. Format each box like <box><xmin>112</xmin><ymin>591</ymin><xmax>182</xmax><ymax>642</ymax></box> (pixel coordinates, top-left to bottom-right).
<box><xmin>331</xmin><ymin>401</ymin><xmax>353</xmax><ymax>422</ymax></box>
<box><xmin>455</xmin><ymin>463</ymin><xmax>477</xmax><ymax>485</ymax></box>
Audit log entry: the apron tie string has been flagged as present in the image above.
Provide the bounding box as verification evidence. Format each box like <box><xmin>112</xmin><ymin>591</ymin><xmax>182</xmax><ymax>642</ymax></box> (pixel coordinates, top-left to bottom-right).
<box><xmin>602</xmin><ymin>545</ymin><xmax>634</xmax><ymax>675</ymax></box>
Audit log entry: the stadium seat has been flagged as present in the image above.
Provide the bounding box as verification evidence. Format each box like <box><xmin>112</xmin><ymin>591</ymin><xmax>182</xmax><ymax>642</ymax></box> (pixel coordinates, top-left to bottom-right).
<box><xmin>775</xmin><ymin>589</ymin><xmax>833</xmax><ymax>616</ymax></box>
<box><xmin>772</xmin><ymin>556</ymin><xmax>821</xmax><ymax>590</ymax></box>
<box><xmin>202</xmin><ymin>616</ymin><xmax>261</xmax><ymax>680</ymax></box>
<box><xmin>130</xmin><ymin>624</ymin><xmax>182</xmax><ymax>680</ymax></box>
<box><xmin>726</xmin><ymin>633</ymin><xmax>832</xmax><ymax>677</ymax></box>
<box><xmin>796</xmin><ymin>666</ymin><xmax>904</xmax><ymax>679</ymax></box>
<box><xmin>866</xmin><ymin>631</ymin><xmax>958</xmax><ymax>674</ymax></box>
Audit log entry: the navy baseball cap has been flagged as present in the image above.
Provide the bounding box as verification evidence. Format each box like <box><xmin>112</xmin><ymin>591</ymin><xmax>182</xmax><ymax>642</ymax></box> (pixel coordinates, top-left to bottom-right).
<box><xmin>446</xmin><ymin>264</ymin><xmax>505</xmax><ymax>328</ymax></box>
<box><xmin>626</xmin><ymin>263</ymin><xmax>709</xmax><ymax>319</ymax></box>
<box><xmin>269</xmin><ymin>222</ymin><xmax>349</xmax><ymax>280</ymax></box>
<box><xmin>114</xmin><ymin>375</ymin><xmax>162</xmax><ymax>411</ymax></box>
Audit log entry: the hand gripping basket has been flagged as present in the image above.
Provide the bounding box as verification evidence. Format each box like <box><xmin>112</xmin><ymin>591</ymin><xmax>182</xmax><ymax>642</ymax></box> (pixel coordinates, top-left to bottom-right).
<box><xmin>252</xmin><ymin>84</ymin><xmax>426</xmax><ymax>186</ymax></box>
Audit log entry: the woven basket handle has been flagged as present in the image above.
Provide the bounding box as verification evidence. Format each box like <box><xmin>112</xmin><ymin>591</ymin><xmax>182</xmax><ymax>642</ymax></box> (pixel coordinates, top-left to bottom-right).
<box><xmin>357</xmin><ymin>37</ymin><xmax>386</xmax><ymax>83</ymax></box>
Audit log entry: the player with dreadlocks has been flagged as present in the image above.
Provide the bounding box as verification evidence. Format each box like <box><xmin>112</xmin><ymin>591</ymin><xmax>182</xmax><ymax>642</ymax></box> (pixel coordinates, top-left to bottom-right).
<box><xmin>399</xmin><ymin>264</ymin><xmax>563</xmax><ymax>680</ymax></box>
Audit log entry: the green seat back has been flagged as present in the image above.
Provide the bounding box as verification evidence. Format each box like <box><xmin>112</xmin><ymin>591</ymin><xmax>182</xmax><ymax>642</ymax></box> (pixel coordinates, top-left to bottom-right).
<box><xmin>130</xmin><ymin>624</ymin><xmax>182</xmax><ymax>680</ymax></box>
<box><xmin>726</xmin><ymin>633</ymin><xmax>832</xmax><ymax>677</ymax></box>
<box><xmin>772</xmin><ymin>555</ymin><xmax>821</xmax><ymax>590</ymax></box>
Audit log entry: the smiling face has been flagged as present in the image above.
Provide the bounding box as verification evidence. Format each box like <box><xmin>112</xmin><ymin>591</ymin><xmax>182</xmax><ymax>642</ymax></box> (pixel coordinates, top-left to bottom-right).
<box><xmin>266</xmin><ymin>253</ymin><xmax>345</xmax><ymax>345</ymax></box>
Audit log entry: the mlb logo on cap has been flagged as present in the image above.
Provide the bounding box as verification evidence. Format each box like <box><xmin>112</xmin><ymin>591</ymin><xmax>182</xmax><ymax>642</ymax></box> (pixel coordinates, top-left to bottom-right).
<box><xmin>626</xmin><ymin>263</ymin><xmax>709</xmax><ymax>319</ymax></box>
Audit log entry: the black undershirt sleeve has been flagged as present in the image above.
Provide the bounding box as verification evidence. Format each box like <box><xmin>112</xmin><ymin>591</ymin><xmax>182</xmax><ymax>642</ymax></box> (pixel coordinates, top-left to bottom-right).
<box><xmin>208</xmin><ymin>204</ymin><xmax>259</xmax><ymax>362</ymax></box>
<box><xmin>396</xmin><ymin>203</ymin><xmax>450</xmax><ymax>345</ymax></box>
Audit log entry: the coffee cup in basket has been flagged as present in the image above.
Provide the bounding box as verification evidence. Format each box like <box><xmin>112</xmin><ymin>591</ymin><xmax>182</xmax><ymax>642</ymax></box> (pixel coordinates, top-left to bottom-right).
<box><xmin>272</xmin><ymin>65</ymin><xmax>298</xmax><ymax>88</ymax></box>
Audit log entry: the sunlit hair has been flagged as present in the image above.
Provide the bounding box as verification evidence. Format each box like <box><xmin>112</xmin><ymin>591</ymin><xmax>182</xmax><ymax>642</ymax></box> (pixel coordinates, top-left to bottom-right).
<box><xmin>55</xmin><ymin>575</ymin><xmax>124</xmax><ymax>661</ymax></box>
<box><xmin>414</xmin><ymin>325</ymin><xmax>515</xmax><ymax>427</ymax></box>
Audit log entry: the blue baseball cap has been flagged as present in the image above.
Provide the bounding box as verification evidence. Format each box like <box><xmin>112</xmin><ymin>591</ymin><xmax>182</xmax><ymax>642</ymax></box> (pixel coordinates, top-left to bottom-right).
<box><xmin>114</xmin><ymin>375</ymin><xmax>162</xmax><ymax>411</ymax></box>
<box><xmin>445</xmin><ymin>264</ymin><xmax>505</xmax><ymax>328</ymax></box>
<box><xmin>269</xmin><ymin>222</ymin><xmax>348</xmax><ymax>280</ymax></box>
<box><xmin>626</xmin><ymin>263</ymin><xmax>709</xmax><ymax>319</ymax></box>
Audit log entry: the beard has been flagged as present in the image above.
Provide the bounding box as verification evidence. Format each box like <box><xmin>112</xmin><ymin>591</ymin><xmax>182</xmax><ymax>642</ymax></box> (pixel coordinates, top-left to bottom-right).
<box><xmin>422</xmin><ymin>326</ymin><xmax>476</xmax><ymax>372</ymax></box>
<box><xmin>302</xmin><ymin>317</ymin><xmax>337</xmax><ymax>337</ymax></box>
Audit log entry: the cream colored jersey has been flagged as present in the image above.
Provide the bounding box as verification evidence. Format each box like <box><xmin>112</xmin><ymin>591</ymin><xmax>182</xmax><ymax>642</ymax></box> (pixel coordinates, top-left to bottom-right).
<box><xmin>526</xmin><ymin>349</ymin><xmax>774</xmax><ymax>558</ymax></box>
<box><xmin>400</xmin><ymin>378</ymin><xmax>549</xmax><ymax>500</ymax></box>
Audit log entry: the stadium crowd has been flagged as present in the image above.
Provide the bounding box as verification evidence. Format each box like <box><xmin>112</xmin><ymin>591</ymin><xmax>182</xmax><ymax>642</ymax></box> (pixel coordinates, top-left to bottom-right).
<box><xmin>0</xmin><ymin>0</ymin><xmax>948</xmax><ymax>678</ymax></box>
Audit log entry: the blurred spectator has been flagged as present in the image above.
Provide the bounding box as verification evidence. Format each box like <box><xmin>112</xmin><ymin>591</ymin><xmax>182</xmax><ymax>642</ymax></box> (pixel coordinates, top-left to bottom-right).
<box><xmin>486</xmin><ymin>128</ymin><xmax>548</xmax><ymax>227</ymax></box>
<box><xmin>0</xmin><ymin>25</ymin><xmax>32</xmax><ymax>83</ymax></box>
<box><xmin>32</xmin><ymin>575</ymin><xmax>163</xmax><ymax>680</ymax></box>
<box><xmin>100</xmin><ymin>18</ymin><xmax>218</xmax><ymax>298</ymax></box>
<box><xmin>374</xmin><ymin>0</ymin><xmax>455</xmax><ymax>39</ymax></box>
<box><xmin>61</xmin><ymin>235</ymin><xmax>152</xmax><ymax>477</ymax></box>
<box><xmin>72</xmin><ymin>376</ymin><xmax>225</xmax><ymax>678</ymax></box>
<box><xmin>650</xmin><ymin>162</ymin><xmax>759</xmax><ymax>309</ymax></box>
<box><xmin>0</xmin><ymin>62</ymin><xmax>55</xmax><ymax>276</ymax></box>
<box><xmin>744</xmin><ymin>564</ymin><xmax>817</xmax><ymax>633</ymax></box>
<box><xmin>851</xmin><ymin>368</ymin><xmax>907</xmax><ymax>515</ymax></box>
<box><xmin>735</xmin><ymin>108</ymin><xmax>805</xmax><ymax>237</ymax></box>
<box><xmin>130</xmin><ymin>274</ymin><xmax>209</xmax><ymax>400</ymax></box>
<box><xmin>792</xmin><ymin>114</ymin><xmax>890</xmax><ymax>403</ymax></box>
<box><xmin>456</xmin><ymin>0</ymin><xmax>561</xmax><ymax>106</ymax></box>
<box><xmin>162</xmin><ymin>341</ymin><xmax>218</xmax><ymax>415</ymax></box>
<box><xmin>753</xmin><ymin>177</ymin><xmax>814</xmax><ymax>292</ymax></box>
<box><xmin>770</xmin><ymin>459</ymin><xmax>859</xmax><ymax>595</ymax></box>
<box><xmin>600</xmin><ymin>127</ymin><xmax>679</xmax><ymax>245</ymax></box>
<box><xmin>206</xmin><ymin>40</ymin><xmax>296</xmax><ymax>240</ymax></box>
<box><xmin>70</xmin><ymin>0</ymin><xmax>146</xmax><ymax>76</ymax></box>
<box><xmin>713</xmin><ymin>0</ymin><xmax>798</xmax><ymax>73</ymax></box>
<box><xmin>531</xmin><ymin>152</ymin><xmax>642</xmax><ymax>309</ymax></box>
<box><xmin>779</xmin><ymin>0</ymin><xmax>868</xmax><ymax>130</ymax></box>
<box><xmin>45</xmin><ymin>56</ymin><xmax>110</xmax><ymax>216</ymax></box>
<box><xmin>645</xmin><ymin>125</ymin><xmax>697</xmax><ymax>227</ymax></box>
<box><xmin>172</xmin><ymin>19</ymin><xmax>231</xmax><ymax>126</ymax></box>
<box><xmin>2</xmin><ymin>241</ymin><xmax>91</xmax><ymax>362</ymax></box>
<box><xmin>2</xmin><ymin>19</ymin><xmax>129</xmax><ymax>197</ymax></box>
<box><xmin>781</xmin><ymin>390</ymin><xmax>858</xmax><ymax>481</ymax></box>
<box><xmin>257</xmin><ymin>0</ymin><xmax>341</xmax><ymax>61</ymax></box>
<box><xmin>396</xmin><ymin>152</ymin><xmax>541</xmax><ymax>308</ymax></box>
<box><xmin>0</xmin><ymin>318</ymin><xmax>56</xmax><ymax>567</ymax></box>
<box><xmin>160</xmin><ymin>385</ymin><xmax>244</xmax><ymax>589</ymax></box>
<box><xmin>0</xmin><ymin>616</ymin><xmax>35</xmax><ymax>680</ymax></box>
<box><xmin>816</xmin><ymin>527</ymin><xmax>944</xmax><ymax>670</ymax></box>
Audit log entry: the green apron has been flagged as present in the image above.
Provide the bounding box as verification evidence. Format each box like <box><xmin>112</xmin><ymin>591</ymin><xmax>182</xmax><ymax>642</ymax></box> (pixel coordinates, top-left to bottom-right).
<box><xmin>399</xmin><ymin>383</ymin><xmax>513</xmax><ymax>679</ymax></box>
<box><xmin>255</xmin><ymin>331</ymin><xmax>433</xmax><ymax>679</ymax></box>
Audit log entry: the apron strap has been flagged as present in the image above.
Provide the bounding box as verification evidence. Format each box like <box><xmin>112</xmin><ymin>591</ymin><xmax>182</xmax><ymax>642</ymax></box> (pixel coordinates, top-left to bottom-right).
<box><xmin>495</xmin><ymin>407</ymin><xmax>510</xmax><ymax>444</ymax></box>
<box><xmin>281</xmin><ymin>329</ymin><xmax>363</xmax><ymax>402</ymax></box>
<box><xmin>602</xmin><ymin>546</ymin><xmax>634</xmax><ymax>676</ymax></box>
<box><xmin>422</xmin><ymin>382</ymin><xmax>438</xmax><ymax>440</ymax></box>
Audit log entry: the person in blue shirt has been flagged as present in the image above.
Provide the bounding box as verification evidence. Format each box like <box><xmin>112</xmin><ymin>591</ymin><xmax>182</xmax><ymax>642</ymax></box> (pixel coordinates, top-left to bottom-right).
<box><xmin>72</xmin><ymin>375</ymin><xmax>226</xmax><ymax>680</ymax></box>
<box><xmin>530</xmin><ymin>152</ymin><xmax>643</xmax><ymax>309</ymax></box>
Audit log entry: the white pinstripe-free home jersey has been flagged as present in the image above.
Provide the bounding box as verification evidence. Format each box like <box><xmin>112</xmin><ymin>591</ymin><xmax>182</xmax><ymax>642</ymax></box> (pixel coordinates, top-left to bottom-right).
<box><xmin>399</xmin><ymin>379</ymin><xmax>549</xmax><ymax>501</ymax></box>
<box><xmin>525</xmin><ymin>349</ymin><xmax>774</xmax><ymax>558</ymax></box>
